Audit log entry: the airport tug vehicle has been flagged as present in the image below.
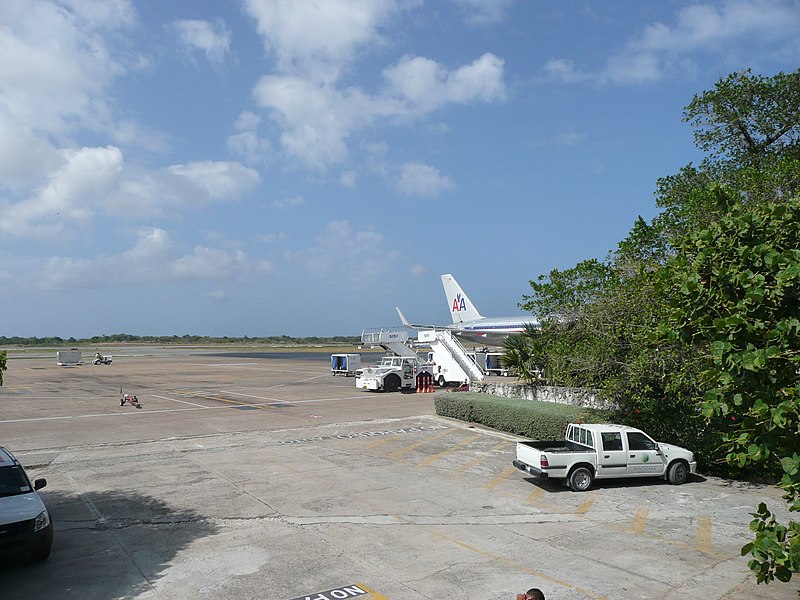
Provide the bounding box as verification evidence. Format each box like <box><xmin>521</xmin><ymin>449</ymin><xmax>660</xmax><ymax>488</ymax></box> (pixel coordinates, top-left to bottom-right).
<box><xmin>119</xmin><ymin>387</ymin><xmax>142</xmax><ymax>408</ymax></box>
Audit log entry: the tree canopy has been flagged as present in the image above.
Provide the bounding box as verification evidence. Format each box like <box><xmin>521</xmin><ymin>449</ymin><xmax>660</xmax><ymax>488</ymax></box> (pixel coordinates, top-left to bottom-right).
<box><xmin>511</xmin><ymin>67</ymin><xmax>800</xmax><ymax>584</ymax></box>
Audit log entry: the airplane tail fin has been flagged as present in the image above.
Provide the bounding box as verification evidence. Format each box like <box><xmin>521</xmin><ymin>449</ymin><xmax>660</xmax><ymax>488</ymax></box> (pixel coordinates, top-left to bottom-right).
<box><xmin>441</xmin><ymin>274</ymin><xmax>483</xmax><ymax>324</ymax></box>
<box><xmin>395</xmin><ymin>307</ymin><xmax>411</xmax><ymax>328</ymax></box>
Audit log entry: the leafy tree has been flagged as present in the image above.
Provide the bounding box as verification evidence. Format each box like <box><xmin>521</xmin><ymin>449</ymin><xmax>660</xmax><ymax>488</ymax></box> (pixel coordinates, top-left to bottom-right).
<box><xmin>684</xmin><ymin>69</ymin><xmax>800</xmax><ymax>161</ymax></box>
<box><xmin>657</xmin><ymin>196</ymin><xmax>800</xmax><ymax>582</ymax></box>
<box><xmin>0</xmin><ymin>351</ymin><xmax>6</xmax><ymax>386</ymax></box>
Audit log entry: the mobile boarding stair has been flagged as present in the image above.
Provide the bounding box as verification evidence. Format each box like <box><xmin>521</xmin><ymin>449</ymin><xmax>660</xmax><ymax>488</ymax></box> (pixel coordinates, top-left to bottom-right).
<box><xmin>361</xmin><ymin>327</ymin><xmax>419</xmax><ymax>358</ymax></box>
<box><xmin>417</xmin><ymin>328</ymin><xmax>485</xmax><ymax>384</ymax></box>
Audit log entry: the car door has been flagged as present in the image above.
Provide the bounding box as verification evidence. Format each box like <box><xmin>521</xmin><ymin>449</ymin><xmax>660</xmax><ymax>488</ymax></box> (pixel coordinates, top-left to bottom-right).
<box><xmin>625</xmin><ymin>431</ymin><xmax>665</xmax><ymax>476</ymax></box>
<box><xmin>597</xmin><ymin>431</ymin><xmax>627</xmax><ymax>477</ymax></box>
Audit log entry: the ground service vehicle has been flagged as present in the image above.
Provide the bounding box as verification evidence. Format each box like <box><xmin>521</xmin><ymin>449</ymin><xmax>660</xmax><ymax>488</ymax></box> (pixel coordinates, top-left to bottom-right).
<box><xmin>93</xmin><ymin>354</ymin><xmax>112</xmax><ymax>365</ymax></box>
<box><xmin>56</xmin><ymin>350</ymin><xmax>82</xmax><ymax>366</ymax></box>
<box><xmin>513</xmin><ymin>423</ymin><xmax>697</xmax><ymax>492</ymax></box>
<box><xmin>331</xmin><ymin>354</ymin><xmax>360</xmax><ymax>376</ymax></box>
<box><xmin>355</xmin><ymin>355</ymin><xmax>433</xmax><ymax>392</ymax></box>
<box><xmin>0</xmin><ymin>446</ymin><xmax>53</xmax><ymax>561</ymax></box>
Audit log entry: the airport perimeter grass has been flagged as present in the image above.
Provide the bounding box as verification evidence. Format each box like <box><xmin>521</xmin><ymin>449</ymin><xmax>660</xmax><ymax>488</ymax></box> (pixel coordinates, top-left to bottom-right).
<box><xmin>434</xmin><ymin>391</ymin><xmax>612</xmax><ymax>441</ymax></box>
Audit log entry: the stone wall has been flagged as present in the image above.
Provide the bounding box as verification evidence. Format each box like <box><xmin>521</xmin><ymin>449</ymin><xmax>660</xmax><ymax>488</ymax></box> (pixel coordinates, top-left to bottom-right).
<box><xmin>469</xmin><ymin>381</ymin><xmax>619</xmax><ymax>411</ymax></box>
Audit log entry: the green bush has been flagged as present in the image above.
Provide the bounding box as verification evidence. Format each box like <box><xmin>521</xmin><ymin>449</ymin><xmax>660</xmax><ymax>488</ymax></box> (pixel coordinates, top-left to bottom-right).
<box><xmin>434</xmin><ymin>391</ymin><xmax>611</xmax><ymax>440</ymax></box>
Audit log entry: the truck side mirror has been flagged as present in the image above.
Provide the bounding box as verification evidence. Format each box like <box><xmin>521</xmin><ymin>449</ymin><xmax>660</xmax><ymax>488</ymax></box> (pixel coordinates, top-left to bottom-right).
<box><xmin>34</xmin><ymin>478</ymin><xmax>47</xmax><ymax>490</ymax></box>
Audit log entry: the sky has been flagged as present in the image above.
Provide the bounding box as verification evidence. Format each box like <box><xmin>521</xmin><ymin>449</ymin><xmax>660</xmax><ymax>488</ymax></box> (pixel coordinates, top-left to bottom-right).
<box><xmin>1</xmin><ymin>0</ymin><xmax>799</xmax><ymax>339</ymax></box>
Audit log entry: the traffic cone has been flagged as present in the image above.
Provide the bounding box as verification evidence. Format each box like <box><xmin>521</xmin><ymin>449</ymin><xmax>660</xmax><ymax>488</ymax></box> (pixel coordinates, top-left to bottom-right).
<box><xmin>426</xmin><ymin>374</ymin><xmax>433</xmax><ymax>393</ymax></box>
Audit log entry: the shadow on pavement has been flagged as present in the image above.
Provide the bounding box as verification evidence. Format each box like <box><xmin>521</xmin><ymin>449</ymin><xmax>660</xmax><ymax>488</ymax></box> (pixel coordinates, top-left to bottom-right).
<box><xmin>0</xmin><ymin>489</ymin><xmax>219</xmax><ymax>600</ymax></box>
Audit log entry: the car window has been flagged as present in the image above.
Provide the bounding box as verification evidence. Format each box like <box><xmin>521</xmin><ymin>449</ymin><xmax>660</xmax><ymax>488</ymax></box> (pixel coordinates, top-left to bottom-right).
<box><xmin>627</xmin><ymin>431</ymin><xmax>657</xmax><ymax>451</ymax></box>
<box><xmin>601</xmin><ymin>432</ymin><xmax>623</xmax><ymax>451</ymax></box>
<box><xmin>0</xmin><ymin>465</ymin><xmax>32</xmax><ymax>497</ymax></box>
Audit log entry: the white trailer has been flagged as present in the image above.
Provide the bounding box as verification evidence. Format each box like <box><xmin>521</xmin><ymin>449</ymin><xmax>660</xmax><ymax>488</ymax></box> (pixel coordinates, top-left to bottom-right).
<box><xmin>331</xmin><ymin>353</ymin><xmax>361</xmax><ymax>376</ymax></box>
<box><xmin>56</xmin><ymin>350</ymin><xmax>82</xmax><ymax>366</ymax></box>
<box><xmin>485</xmin><ymin>352</ymin><xmax>513</xmax><ymax>377</ymax></box>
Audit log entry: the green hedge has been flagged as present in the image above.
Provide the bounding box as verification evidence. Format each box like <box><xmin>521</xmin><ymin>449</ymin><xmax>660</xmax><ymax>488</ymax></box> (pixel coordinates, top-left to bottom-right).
<box><xmin>434</xmin><ymin>391</ymin><xmax>612</xmax><ymax>440</ymax></box>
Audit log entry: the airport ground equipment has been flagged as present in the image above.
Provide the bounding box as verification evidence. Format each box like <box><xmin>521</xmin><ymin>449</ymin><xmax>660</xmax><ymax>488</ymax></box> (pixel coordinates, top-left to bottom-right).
<box><xmin>119</xmin><ymin>387</ymin><xmax>142</xmax><ymax>408</ymax></box>
<box><xmin>331</xmin><ymin>353</ymin><xmax>360</xmax><ymax>376</ymax></box>
<box><xmin>418</xmin><ymin>329</ymin><xmax>485</xmax><ymax>387</ymax></box>
<box><xmin>484</xmin><ymin>352</ymin><xmax>513</xmax><ymax>377</ymax></box>
<box><xmin>355</xmin><ymin>354</ymin><xmax>433</xmax><ymax>392</ymax></box>
<box><xmin>92</xmin><ymin>354</ymin><xmax>112</xmax><ymax>365</ymax></box>
<box><xmin>513</xmin><ymin>423</ymin><xmax>696</xmax><ymax>492</ymax></box>
<box><xmin>356</xmin><ymin>330</ymin><xmax>433</xmax><ymax>392</ymax></box>
<box><xmin>56</xmin><ymin>350</ymin><xmax>82</xmax><ymax>366</ymax></box>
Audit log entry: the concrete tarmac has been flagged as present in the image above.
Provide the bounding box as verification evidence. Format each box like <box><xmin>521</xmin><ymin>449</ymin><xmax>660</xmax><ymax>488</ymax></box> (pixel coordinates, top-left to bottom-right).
<box><xmin>0</xmin><ymin>349</ymin><xmax>797</xmax><ymax>599</ymax></box>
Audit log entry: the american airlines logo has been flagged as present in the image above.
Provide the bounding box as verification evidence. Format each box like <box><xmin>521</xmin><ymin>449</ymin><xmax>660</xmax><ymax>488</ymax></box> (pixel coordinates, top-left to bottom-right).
<box><xmin>452</xmin><ymin>293</ymin><xmax>467</xmax><ymax>313</ymax></box>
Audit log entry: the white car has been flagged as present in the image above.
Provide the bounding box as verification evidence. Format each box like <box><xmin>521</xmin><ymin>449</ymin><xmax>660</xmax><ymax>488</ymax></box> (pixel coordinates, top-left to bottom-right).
<box><xmin>0</xmin><ymin>446</ymin><xmax>53</xmax><ymax>561</ymax></box>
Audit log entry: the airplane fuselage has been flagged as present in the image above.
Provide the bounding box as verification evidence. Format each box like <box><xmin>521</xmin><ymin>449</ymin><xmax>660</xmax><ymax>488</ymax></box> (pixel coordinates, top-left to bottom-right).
<box><xmin>448</xmin><ymin>316</ymin><xmax>535</xmax><ymax>347</ymax></box>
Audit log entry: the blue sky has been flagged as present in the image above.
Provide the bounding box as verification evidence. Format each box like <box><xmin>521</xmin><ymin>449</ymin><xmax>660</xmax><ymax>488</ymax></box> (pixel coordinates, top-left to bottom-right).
<box><xmin>1</xmin><ymin>0</ymin><xmax>799</xmax><ymax>338</ymax></box>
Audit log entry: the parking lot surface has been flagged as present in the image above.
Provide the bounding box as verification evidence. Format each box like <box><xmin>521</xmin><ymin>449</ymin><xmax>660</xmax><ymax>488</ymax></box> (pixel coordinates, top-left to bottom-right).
<box><xmin>0</xmin><ymin>349</ymin><xmax>798</xmax><ymax>599</ymax></box>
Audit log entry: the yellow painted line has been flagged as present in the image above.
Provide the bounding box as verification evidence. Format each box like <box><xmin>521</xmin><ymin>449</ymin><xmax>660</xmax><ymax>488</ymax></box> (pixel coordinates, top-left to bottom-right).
<box><xmin>355</xmin><ymin>583</ymin><xmax>391</xmax><ymax>599</ymax></box>
<box><xmin>417</xmin><ymin>433</ymin><xmax>482</xmax><ymax>467</ymax></box>
<box><xmin>485</xmin><ymin>465</ymin><xmax>518</xmax><ymax>491</ymax></box>
<box><xmin>450</xmin><ymin>441</ymin><xmax>508</xmax><ymax>476</ymax></box>
<box><xmin>430</xmin><ymin>530</ymin><xmax>608</xmax><ymax>600</ymax></box>
<box><xmin>696</xmin><ymin>515</ymin><xmax>713</xmax><ymax>554</ymax></box>
<box><xmin>526</xmin><ymin>486</ymin><xmax>546</xmax><ymax>504</ymax></box>
<box><xmin>385</xmin><ymin>428</ymin><xmax>451</xmax><ymax>459</ymax></box>
<box><xmin>576</xmin><ymin>494</ymin><xmax>595</xmax><ymax>514</ymax></box>
<box><xmin>364</xmin><ymin>436</ymin><xmax>395</xmax><ymax>449</ymax></box>
<box><xmin>628</xmin><ymin>504</ymin><xmax>650</xmax><ymax>534</ymax></box>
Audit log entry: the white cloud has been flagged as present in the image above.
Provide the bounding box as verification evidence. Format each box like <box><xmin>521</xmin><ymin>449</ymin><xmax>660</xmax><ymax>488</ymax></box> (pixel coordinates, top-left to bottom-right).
<box><xmin>254</xmin><ymin>53</ymin><xmax>504</xmax><ymax>168</ymax></box>
<box><xmin>396</xmin><ymin>162</ymin><xmax>454</xmax><ymax>197</ymax></box>
<box><xmin>301</xmin><ymin>219</ymin><xmax>389</xmax><ymax>279</ymax></box>
<box><xmin>0</xmin><ymin>145</ymin><xmax>123</xmax><ymax>238</ymax></box>
<box><xmin>601</xmin><ymin>0</ymin><xmax>800</xmax><ymax>84</ymax></box>
<box><xmin>36</xmin><ymin>227</ymin><xmax>257</xmax><ymax>290</ymax></box>
<box><xmin>166</xmin><ymin>161</ymin><xmax>261</xmax><ymax>200</ymax></box>
<box><xmin>542</xmin><ymin>58</ymin><xmax>590</xmax><ymax>84</ymax></box>
<box><xmin>243</xmin><ymin>0</ymin><xmax>398</xmax><ymax>79</ymax></box>
<box><xmin>383</xmin><ymin>53</ymin><xmax>506</xmax><ymax>112</ymax></box>
<box><xmin>227</xmin><ymin>111</ymin><xmax>271</xmax><ymax>166</ymax></box>
<box><xmin>410</xmin><ymin>263</ymin><xmax>426</xmax><ymax>276</ymax></box>
<box><xmin>172</xmin><ymin>19</ymin><xmax>231</xmax><ymax>64</ymax></box>
<box><xmin>0</xmin><ymin>0</ymin><xmax>138</xmax><ymax>150</ymax></box>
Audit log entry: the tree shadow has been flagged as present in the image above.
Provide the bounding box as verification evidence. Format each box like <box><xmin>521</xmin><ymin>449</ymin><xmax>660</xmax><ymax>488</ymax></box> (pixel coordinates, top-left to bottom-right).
<box><xmin>0</xmin><ymin>488</ymin><xmax>219</xmax><ymax>600</ymax></box>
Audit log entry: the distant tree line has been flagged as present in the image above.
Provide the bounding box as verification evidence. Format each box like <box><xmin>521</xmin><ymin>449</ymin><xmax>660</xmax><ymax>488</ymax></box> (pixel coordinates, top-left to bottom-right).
<box><xmin>0</xmin><ymin>334</ymin><xmax>361</xmax><ymax>346</ymax></box>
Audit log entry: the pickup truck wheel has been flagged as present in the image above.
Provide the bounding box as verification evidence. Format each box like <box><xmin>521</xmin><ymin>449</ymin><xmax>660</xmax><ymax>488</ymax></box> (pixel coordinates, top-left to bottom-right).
<box><xmin>568</xmin><ymin>467</ymin><xmax>593</xmax><ymax>492</ymax></box>
<box><xmin>383</xmin><ymin>374</ymin><xmax>400</xmax><ymax>392</ymax></box>
<box><xmin>667</xmin><ymin>461</ymin><xmax>688</xmax><ymax>485</ymax></box>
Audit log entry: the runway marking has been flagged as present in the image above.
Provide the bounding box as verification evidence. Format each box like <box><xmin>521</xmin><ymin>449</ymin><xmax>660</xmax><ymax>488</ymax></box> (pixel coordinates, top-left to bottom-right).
<box><xmin>696</xmin><ymin>515</ymin><xmax>713</xmax><ymax>553</ymax></box>
<box><xmin>152</xmin><ymin>394</ymin><xmax>209</xmax><ymax>408</ymax></box>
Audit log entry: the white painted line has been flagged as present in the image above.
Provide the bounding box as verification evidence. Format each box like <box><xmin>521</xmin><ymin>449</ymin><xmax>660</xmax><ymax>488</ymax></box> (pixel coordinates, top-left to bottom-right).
<box><xmin>152</xmin><ymin>394</ymin><xmax>209</xmax><ymax>408</ymax></box>
<box><xmin>0</xmin><ymin>415</ymin><xmax>73</xmax><ymax>423</ymax></box>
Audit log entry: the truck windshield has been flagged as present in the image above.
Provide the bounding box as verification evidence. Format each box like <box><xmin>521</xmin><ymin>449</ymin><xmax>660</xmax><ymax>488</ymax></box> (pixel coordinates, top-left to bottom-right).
<box><xmin>0</xmin><ymin>465</ymin><xmax>32</xmax><ymax>498</ymax></box>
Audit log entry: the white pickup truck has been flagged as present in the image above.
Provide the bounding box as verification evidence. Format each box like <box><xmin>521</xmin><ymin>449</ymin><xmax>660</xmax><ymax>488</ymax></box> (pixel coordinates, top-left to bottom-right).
<box><xmin>513</xmin><ymin>423</ymin><xmax>697</xmax><ymax>492</ymax></box>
